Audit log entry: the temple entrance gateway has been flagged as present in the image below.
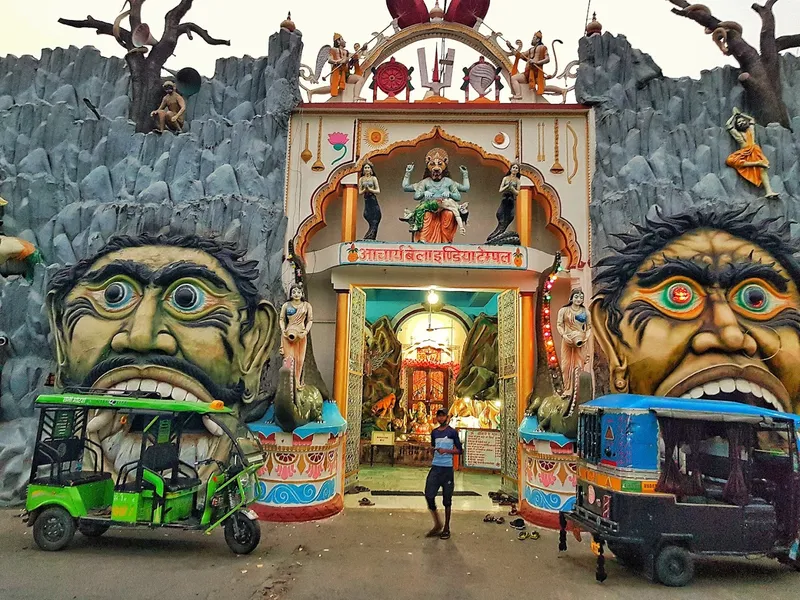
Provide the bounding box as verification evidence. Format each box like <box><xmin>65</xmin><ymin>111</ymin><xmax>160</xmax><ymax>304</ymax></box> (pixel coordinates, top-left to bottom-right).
<box><xmin>342</xmin><ymin>286</ymin><xmax>516</xmax><ymax>509</ymax></box>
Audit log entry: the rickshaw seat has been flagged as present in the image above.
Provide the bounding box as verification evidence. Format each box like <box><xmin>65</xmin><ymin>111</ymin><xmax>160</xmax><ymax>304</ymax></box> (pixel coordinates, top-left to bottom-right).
<box><xmin>33</xmin><ymin>471</ymin><xmax>111</xmax><ymax>487</ymax></box>
<box><xmin>119</xmin><ymin>442</ymin><xmax>201</xmax><ymax>494</ymax></box>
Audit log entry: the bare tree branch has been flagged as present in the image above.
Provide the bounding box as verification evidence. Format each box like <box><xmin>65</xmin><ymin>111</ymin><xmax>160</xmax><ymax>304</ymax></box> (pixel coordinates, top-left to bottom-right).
<box><xmin>128</xmin><ymin>0</ymin><xmax>144</xmax><ymax>32</ymax></box>
<box><xmin>58</xmin><ymin>15</ymin><xmax>131</xmax><ymax>49</ymax></box>
<box><xmin>165</xmin><ymin>0</ymin><xmax>194</xmax><ymax>30</ymax></box>
<box><xmin>777</xmin><ymin>34</ymin><xmax>800</xmax><ymax>51</ymax></box>
<box><xmin>178</xmin><ymin>22</ymin><xmax>230</xmax><ymax>46</ymax></box>
<box><xmin>752</xmin><ymin>1</ymin><xmax>780</xmax><ymax>83</ymax></box>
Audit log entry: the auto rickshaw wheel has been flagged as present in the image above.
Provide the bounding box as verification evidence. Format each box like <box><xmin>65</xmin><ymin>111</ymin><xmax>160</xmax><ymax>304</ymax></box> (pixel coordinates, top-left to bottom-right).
<box><xmin>33</xmin><ymin>506</ymin><xmax>76</xmax><ymax>551</ymax></box>
<box><xmin>224</xmin><ymin>511</ymin><xmax>261</xmax><ymax>555</ymax></box>
<box><xmin>78</xmin><ymin>521</ymin><xmax>111</xmax><ymax>538</ymax></box>
<box><xmin>655</xmin><ymin>545</ymin><xmax>694</xmax><ymax>587</ymax></box>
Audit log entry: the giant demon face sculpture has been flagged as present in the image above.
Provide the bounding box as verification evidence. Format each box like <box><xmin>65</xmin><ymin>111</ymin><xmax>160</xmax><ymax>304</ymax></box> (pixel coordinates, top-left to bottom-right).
<box><xmin>47</xmin><ymin>233</ymin><xmax>277</xmax><ymax>477</ymax></box>
<box><xmin>592</xmin><ymin>206</ymin><xmax>800</xmax><ymax>414</ymax></box>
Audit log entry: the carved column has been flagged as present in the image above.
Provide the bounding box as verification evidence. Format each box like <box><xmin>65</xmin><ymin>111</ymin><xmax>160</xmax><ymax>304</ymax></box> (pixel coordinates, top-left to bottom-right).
<box><xmin>516</xmin><ymin>186</ymin><xmax>534</xmax><ymax>246</ymax></box>
<box><xmin>519</xmin><ymin>292</ymin><xmax>535</xmax><ymax>424</ymax></box>
<box><xmin>341</xmin><ymin>185</ymin><xmax>358</xmax><ymax>242</ymax></box>
<box><xmin>333</xmin><ymin>289</ymin><xmax>350</xmax><ymax>416</ymax></box>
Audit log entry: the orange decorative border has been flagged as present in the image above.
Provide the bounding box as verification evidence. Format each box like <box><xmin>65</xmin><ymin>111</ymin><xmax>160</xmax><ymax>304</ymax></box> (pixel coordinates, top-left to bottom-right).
<box><xmin>293</xmin><ymin>125</ymin><xmax>582</xmax><ymax>267</ymax></box>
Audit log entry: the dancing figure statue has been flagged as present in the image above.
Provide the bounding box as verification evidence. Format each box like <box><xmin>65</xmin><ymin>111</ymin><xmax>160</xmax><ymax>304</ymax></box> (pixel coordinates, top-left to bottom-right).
<box><xmin>725</xmin><ymin>108</ymin><xmax>779</xmax><ymax>199</ymax></box>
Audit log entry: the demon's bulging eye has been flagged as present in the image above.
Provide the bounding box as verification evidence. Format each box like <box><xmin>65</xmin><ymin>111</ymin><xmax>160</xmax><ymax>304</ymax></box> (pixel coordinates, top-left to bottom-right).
<box><xmin>163</xmin><ymin>279</ymin><xmax>224</xmax><ymax>319</ymax></box>
<box><xmin>167</xmin><ymin>283</ymin><xmax>207</xmax><ymax>314</ymax></box>
<box><xmin>633</xmin><ymin>276</ymin><xmax>706</xmax><ymax>320</ymax></box>
<box><xmin>88</xmin><ymin>277</ymin><xmax>140</xmax><ymax>314</ymax></box>
<box><xmin>730</xmin><ymin>279</ymin><xmax>789</xmax><ymax>320</ymax></box>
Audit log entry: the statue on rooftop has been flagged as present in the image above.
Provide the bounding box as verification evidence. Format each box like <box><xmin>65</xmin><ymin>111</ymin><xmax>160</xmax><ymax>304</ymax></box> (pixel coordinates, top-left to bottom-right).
<box><xmin>303</xmin><ymin>33</ymin><xmax>365</xmax><ymax>102</ymax></box>
<box><xmin>506</xmin><ymin>31</ymin><xmax>550</xmax><ymax>99</ymax></box>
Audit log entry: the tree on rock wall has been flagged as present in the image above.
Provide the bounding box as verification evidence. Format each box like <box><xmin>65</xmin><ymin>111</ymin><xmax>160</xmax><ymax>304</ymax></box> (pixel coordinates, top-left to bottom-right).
<box><xmin>667</xmin><ymin>0</ymin><xmax>800</xmax><ymax>128</ymax></box>
<box><xmin>59</xmin><ymin>0</ymin><xmax>230</xmax><ymax>133</ymax></box>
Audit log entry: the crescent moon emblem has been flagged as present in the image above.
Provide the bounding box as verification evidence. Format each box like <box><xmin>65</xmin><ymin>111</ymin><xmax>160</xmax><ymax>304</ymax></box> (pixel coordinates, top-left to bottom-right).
<box><xmin>492</xmin><ymin>132</ymin><xmax>511</xmax><ymax>150</ymax></box>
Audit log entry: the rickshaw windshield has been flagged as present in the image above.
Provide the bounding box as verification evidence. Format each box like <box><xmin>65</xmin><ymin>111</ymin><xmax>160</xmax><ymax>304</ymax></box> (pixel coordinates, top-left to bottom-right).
<box><xmin>656</xmin><ymin>416</ymin><xmax>796</xmax><ymax>507</ymax></box>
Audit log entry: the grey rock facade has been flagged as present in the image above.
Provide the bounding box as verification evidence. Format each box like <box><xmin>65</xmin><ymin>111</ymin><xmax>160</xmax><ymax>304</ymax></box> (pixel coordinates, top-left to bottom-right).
<box><xmin>0</xmin><ymin>29</ymin><xmax>303</xmax><ymax>505</ymax></box>
<box><xmin>578</xmin><ymin>34</ymin><xmax>800</xmax><ymax>396</ymax></box>
<box><xmin>577</xmin><ymin>33</ymin><xmax>800</xmax><ymax>262</ymax></box>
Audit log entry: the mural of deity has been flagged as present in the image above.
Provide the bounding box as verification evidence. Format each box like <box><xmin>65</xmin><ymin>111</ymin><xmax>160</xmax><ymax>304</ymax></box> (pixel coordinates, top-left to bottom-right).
<box><xmin>556</xmin><ymin>289</ymin><xmax>591</xmax><ymax>396</ymax></box>
<box><xmin>280</xmin><ymin>283</ymin><xmax>314</xmax><ymax>387</ymax></box>
<box><xmin>46</xmin><ymin>233</ymin><xmax>277</xmax><ymax>480</ymax></box>
<box><xmin>401</xmin><ymin>147</ymin><xmax>470</xmax><ymax>243</ymax></box>
<box><xmin>592</xmin><ymin>205</ymin><xmax>800</xmax><ymax>414</ymax></box>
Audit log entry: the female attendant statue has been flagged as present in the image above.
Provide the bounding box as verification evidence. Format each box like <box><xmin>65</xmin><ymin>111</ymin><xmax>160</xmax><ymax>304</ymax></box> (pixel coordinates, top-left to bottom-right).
<box><xmin>556</xmin><ymin>289</ymin><xmax>591</xmax><ymax>396</ymax></box>
<box><xmin>280</xmin><ymin>283</ymin><xmax>313</xmax><ymax>387</ymax></box>
<box><xmin>359</xmin><ymin>162</ymin><xmax>382</xmax><ymax>240</ymax></box>
<box><xmin>487</xmin><ymin>162</ymin><xmax>521</xmax><ymax>243</ymax></box>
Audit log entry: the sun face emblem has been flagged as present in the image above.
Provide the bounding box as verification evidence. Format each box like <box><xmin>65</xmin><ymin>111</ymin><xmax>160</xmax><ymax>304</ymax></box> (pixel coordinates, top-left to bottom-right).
<box><xmin>364</xmin><ymin>126</ymin><xmax>389</xmax><ymax>149</ymax></box>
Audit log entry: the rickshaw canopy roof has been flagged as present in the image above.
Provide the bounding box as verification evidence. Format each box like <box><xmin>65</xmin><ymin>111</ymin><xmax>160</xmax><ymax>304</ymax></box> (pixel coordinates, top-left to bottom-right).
<box><xmin>583</xmin><ymin>394</ymin><xmax>800</xmax><ymax>427</ymax></box>
<box><xmin>35</xmin><ymin>393</ymin><xmax>233</xmax><ymax>415</ymax></box>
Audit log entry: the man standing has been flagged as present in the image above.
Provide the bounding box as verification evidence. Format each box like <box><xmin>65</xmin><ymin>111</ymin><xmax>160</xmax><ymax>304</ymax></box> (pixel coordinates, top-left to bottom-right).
<box><xmin>425</xmin><ymin>409</ymin><xmax>463</xmax><ymax>540</ymax></box>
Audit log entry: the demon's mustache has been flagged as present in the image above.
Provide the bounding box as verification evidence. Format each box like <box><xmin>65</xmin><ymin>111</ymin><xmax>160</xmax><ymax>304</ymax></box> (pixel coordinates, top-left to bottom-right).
<box><xmin>71</xmin><ymin>354</ymin><xmax>245</xmax><ymax>405</ymax></box>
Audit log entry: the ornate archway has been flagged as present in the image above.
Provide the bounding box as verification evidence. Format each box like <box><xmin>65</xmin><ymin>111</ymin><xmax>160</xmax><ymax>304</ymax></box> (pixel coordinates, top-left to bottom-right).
<box><xmin>293</xmin><ymin>126</ymin><xmax>581</xmax><ymax>268</ymax></box>
<box><xmin>352</xmin><ymin>21</ymin><xmax>515</xmax><ymax>99</ymax></box>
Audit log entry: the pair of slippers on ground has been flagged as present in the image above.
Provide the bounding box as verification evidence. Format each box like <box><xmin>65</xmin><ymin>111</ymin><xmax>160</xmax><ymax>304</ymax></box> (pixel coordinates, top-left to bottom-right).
<box><xmin>347</xmin><ymin>485</ymin><xmax>371</xmax><ymax>495</ymax></box>
<box><xmin>484</xmin><ymin>515</ymin><xmax>540</xmax><ymax>540</ymax></box>
<box><xmin>358</xmin><ymin>497</ymin><xmax>375</xmax><ymax>506</ymax></box>
<box><xmin>488</xmin><ymin>491</ymin><xmax>517</xmax><ymax>506</ymax></box>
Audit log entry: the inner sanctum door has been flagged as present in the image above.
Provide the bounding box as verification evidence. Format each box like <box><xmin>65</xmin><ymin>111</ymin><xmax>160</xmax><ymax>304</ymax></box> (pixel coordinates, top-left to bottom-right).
<box><xmin>407</xmin><ymin>366</ymin><xmax>450</xmax><ymax>420</ymax></box>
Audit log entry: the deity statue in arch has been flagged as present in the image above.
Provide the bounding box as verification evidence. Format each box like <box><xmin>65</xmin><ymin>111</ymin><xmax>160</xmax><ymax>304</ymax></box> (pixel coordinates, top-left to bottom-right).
<box><xmin>401</xmin><ymin>147</ymin><xmax>470</xmax><ymax>244</ymax></box>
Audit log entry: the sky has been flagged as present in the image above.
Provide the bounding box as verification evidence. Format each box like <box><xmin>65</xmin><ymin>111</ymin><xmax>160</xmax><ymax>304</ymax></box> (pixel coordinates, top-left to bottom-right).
<box><xmin>1</xmin><ymin>0</ymin><xmax>799</xmax><ymax>81</ymax></box>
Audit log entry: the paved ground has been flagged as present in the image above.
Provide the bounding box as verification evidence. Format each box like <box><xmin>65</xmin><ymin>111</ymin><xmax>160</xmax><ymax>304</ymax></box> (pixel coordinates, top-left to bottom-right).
<box><xmin>2</xmin><ymin>507</ymin><xmax>799</xmax><ymax>600</ymax></box>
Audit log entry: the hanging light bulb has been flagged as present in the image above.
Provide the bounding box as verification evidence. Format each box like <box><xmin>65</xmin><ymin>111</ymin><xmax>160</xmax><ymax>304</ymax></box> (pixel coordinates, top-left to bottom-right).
<box><xmin>427</xmin><ymin>289</ymin><xmax>439</xmax><ymax>305</ymax></box>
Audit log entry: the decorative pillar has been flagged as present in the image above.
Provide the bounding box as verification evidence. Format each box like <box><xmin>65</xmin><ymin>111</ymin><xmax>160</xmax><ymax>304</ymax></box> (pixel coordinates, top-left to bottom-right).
<box><xmin>518</xmin><ymin>292</ymin><xmax>535</xmax><ymax>423</ymax></box>
<box><xmin>333</xmin><ymin>289</ymin><xmax>350</xmax><ymax>416</ymax></box>
<box><xmin>517</xmin><ymin>186</ymin><xmax>534</xmax><ymax>247</ymax></box>
<box><xmin>341</xmin><ymin>184</ymin><xmax>358</xmax><ymax>242</ymax></box>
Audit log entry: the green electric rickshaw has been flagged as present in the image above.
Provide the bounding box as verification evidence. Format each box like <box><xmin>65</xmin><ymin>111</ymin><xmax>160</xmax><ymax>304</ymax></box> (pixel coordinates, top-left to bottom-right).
<box><xmin>24</xmin><ymin>391</ymin><xmax>266</xmax><ymax>554</ymax></box>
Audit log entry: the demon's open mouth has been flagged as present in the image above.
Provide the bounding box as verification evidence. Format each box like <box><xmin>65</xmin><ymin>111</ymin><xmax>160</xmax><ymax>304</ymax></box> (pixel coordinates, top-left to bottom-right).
<box><xmin>86</xmin><ymin>366</ymin><xmax>234</xmax><ymax>480</ymax></box>
<box><xmin>660</xmin><ymin>363</ymin><xmax>789</xmax><ymax>413</ymax></box>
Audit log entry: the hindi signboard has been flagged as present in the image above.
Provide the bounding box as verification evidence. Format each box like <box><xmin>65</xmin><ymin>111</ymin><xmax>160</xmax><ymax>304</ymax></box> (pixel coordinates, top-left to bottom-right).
<box><xmin>339</xmin><ymin>242</ymin><xmax>527</xmax><ymax>270</ymax></box>
<box><xmin>463</xmin><ymin>429</ymin><xmax>503</xmax><ymax>470</ymax></box>
<box><xmin>371</xmin><ymin>431</ymin><xmax>396</xmax><ymax>446</ymax></box>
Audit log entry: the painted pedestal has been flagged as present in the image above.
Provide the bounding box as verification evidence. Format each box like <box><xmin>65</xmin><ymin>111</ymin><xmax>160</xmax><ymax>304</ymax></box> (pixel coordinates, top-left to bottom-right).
<box><xmin>249</xmin><ymin>401</ymin><xmax>347</xmax><ymax>522</ymax></box>
<box><xmin>518</xmin><ymin>416</ymin><xmax>577</xmax><ymax>529</ymax></box>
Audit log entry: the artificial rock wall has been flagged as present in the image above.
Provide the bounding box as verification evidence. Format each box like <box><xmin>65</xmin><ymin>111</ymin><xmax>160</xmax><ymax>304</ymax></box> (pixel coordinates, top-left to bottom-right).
<box><xmin>577</xmin><ymin>33</ymin><xmax>800</xmax><ymax>396</ymax></box>
<box><xmin>0</xmin><ymin>29</ymin><xmax>303</xmax><ymax>504</ymax></box>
